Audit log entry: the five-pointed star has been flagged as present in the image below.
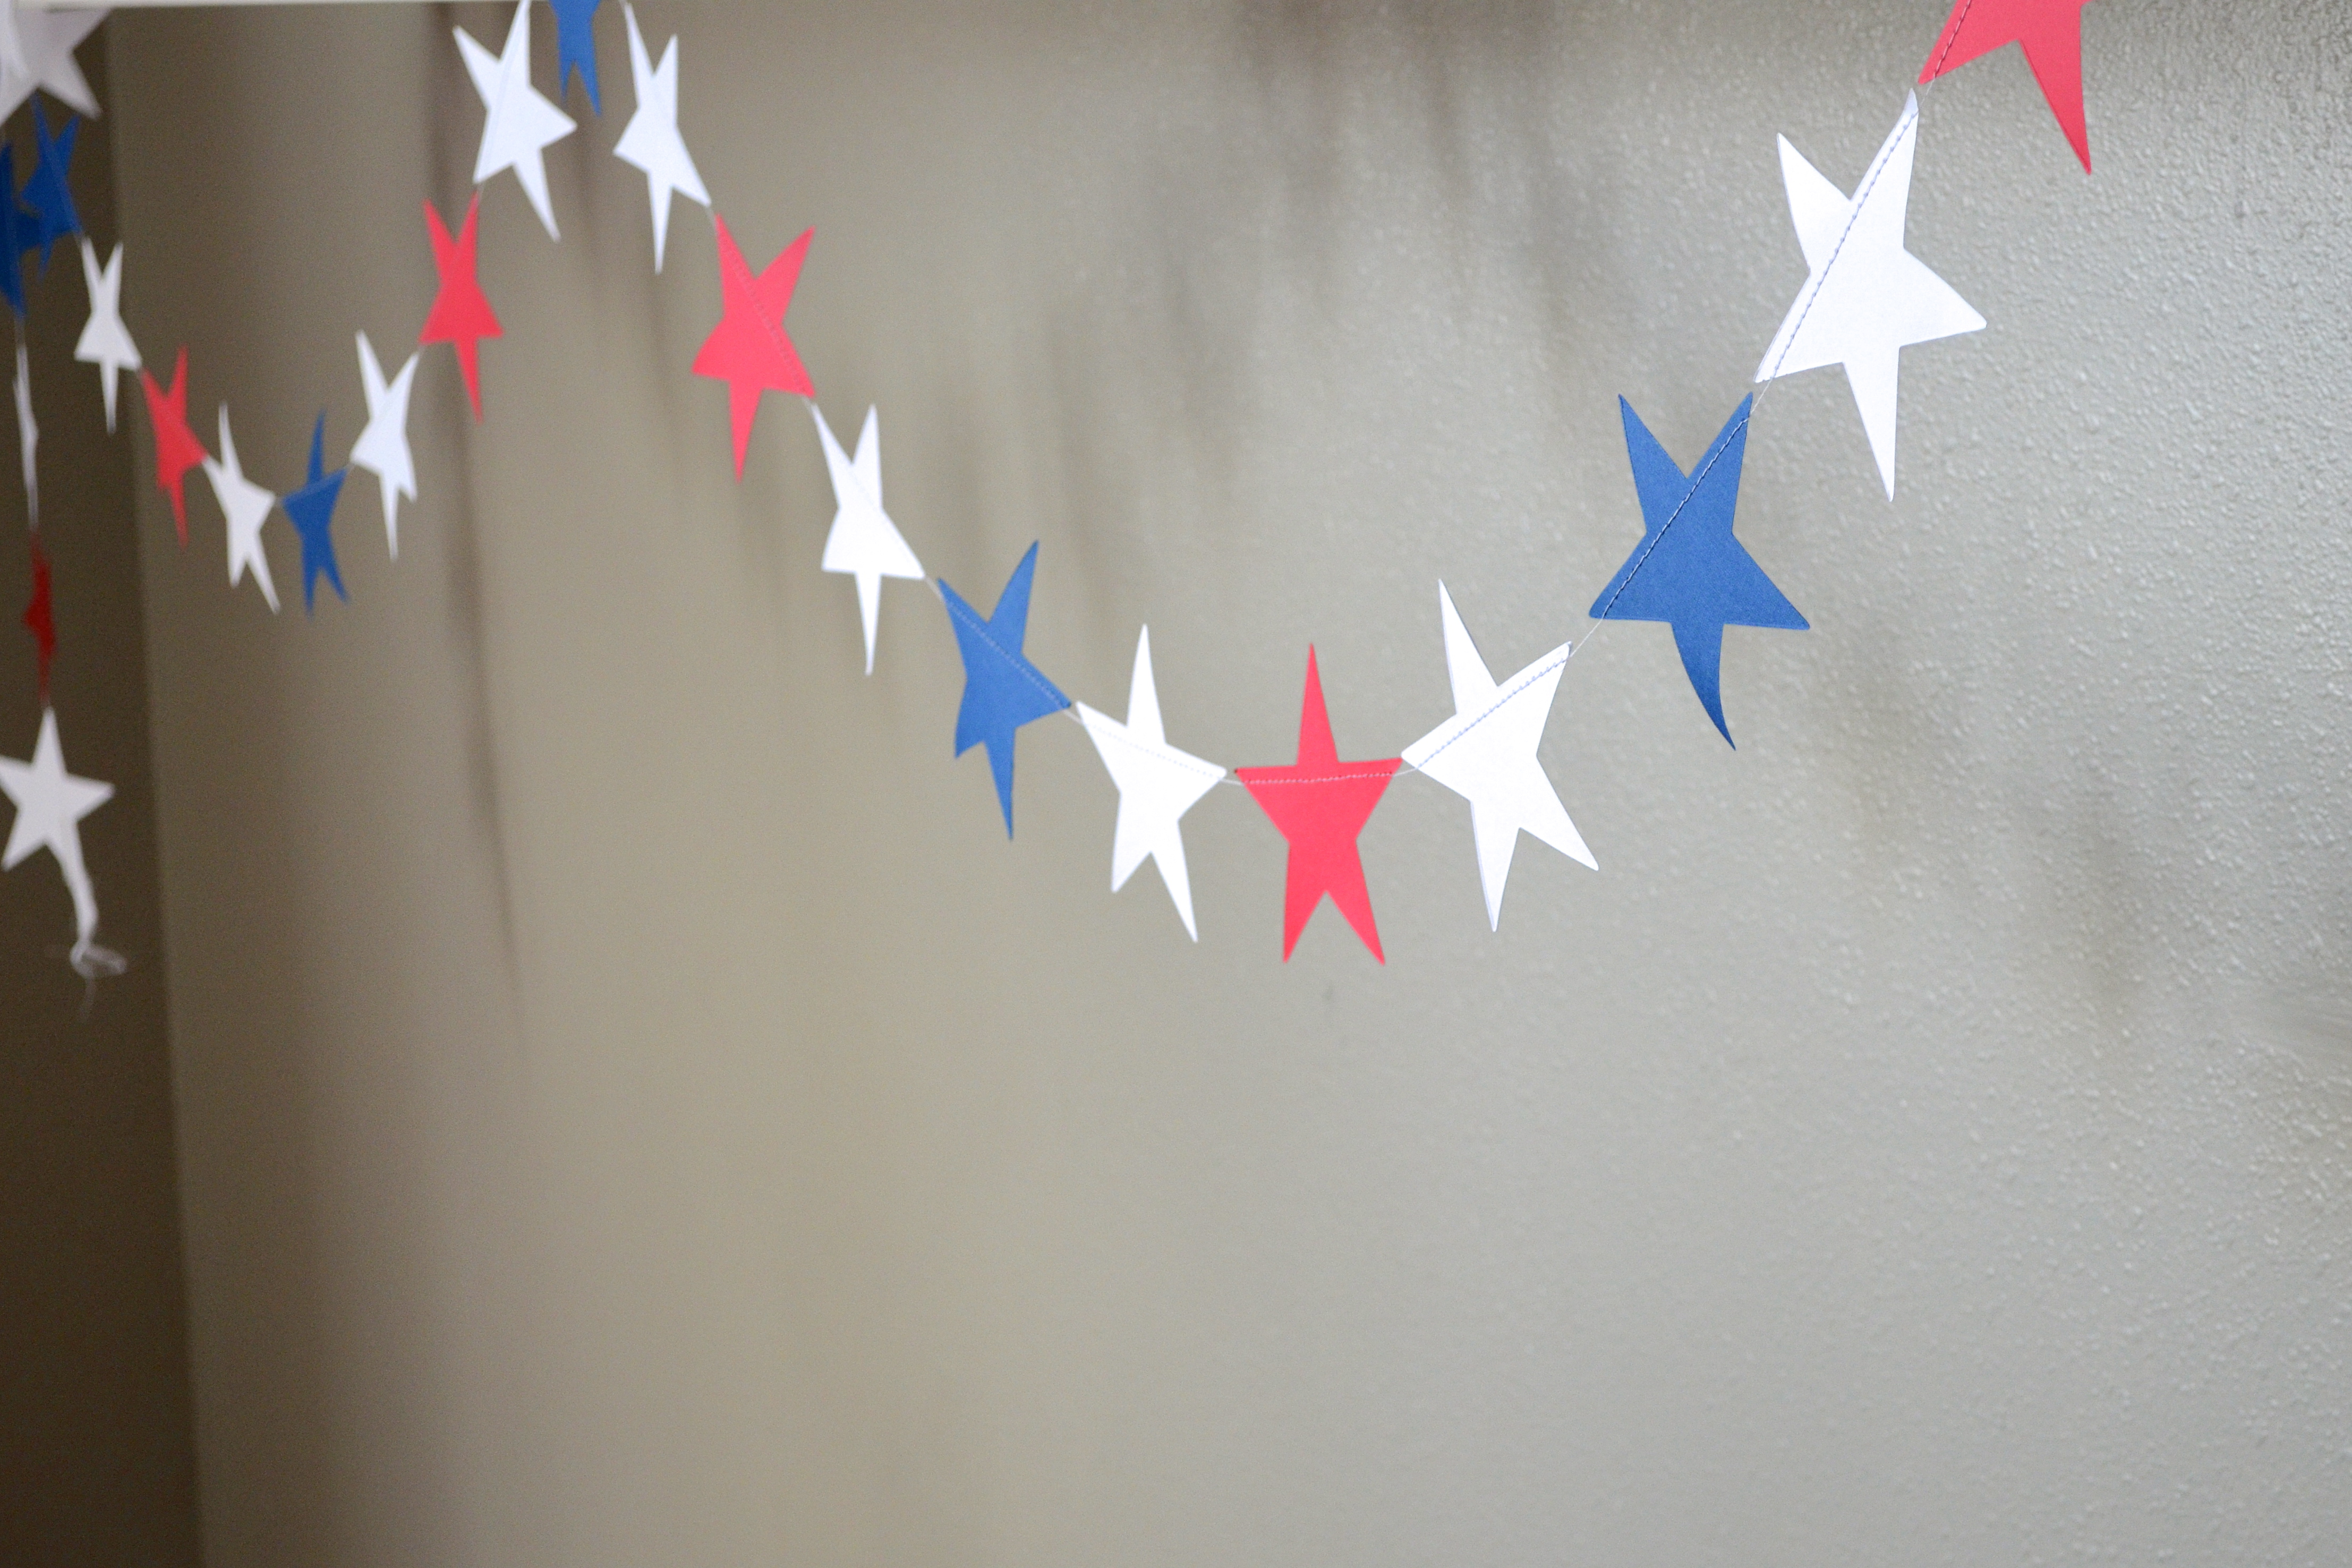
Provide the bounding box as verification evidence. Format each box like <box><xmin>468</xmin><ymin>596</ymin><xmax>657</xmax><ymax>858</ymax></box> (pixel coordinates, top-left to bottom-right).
<box><xmin>941</xmin><ymin>542</ymin><xmax>1071</xmax><ymax>837</ymax></box>
<box><xmin>549</xmin><ymin>0</ymin><xmax>603</xmax><ymax>115</ymax></box>
<box><xmin>0</xmin><ymin>707</ymin><xmax>114</xmax><ymax>958</ymax></box>
<box><xmin>0</xmin><ymin>5</ymin><xmax>99</xmax><ymax>122</ymax></box>
<box><xmin>1075</xmin><ymin>626</ymin><xmax>1226</xmax><ymax>942</ymax></box>
<box><xmin>0</xmin><ymin>144</ymin><xmax>40</xmax><ymax>319</ymax></box>
<box><xmin>73</xmin><ymin>238</ymin><xmax>137</xmax><ymax>432</ymax></box>
<box><xmin>456</xmin><ymin>0</ymin><xmax>577</xmax><ymax>242</ymax></box>
<box><xmin>812</xmin><ymin>404</ymin><xmax>923</xmax><ymax>674</ymax></box>
<box><xmin>1590</xmin><ymin>396</ymin><xmax>1806</xmax><ymax>748</ymax></box>
<box><xmin>350</xmin><ymin>330</ymin><xmax>419</xmax><ymax>559</ymax></box>
<box><xmin>420</xmin><ymin>194</ymin><xmax>502</xmax><ymax>420</ymax></box>
<box><xmin>1235</xmin><ymin>647</ymin><xmax>1402</xmax><ymax>964</ymax></box>
<box><xmin>611</xmin><ymin>2</ymin><xmax>709</xmax><ymax>272</ymax></box>
<box><xmin>1920</xmin><ymin>0</ymin><xmax>2097</xmax><ymax>172</ymax></box>
<box><xmin>13</xmin><ymin>341</ymin><xmax>34</xmax><ymax>526</ymax></box>
<box><xmin>202</xmin><ymin>406</ymin><xmax>280</xmax><ymax>613</ymax></box>
<box><xmin>1754</xmin><ymin>93</ymin><xmax>1983</xmax><ymax>500</ymax></box>
<box><xmin>280</xmin><ymin>413</ymin><xmax>348</xmax><ymax>615</ymax></box>
<box><xmin>139</xmin><ymin>345</ymin><xmax>206</xmax><ymax>545</ymax></box>
<box><xmin>692</xmin><ymin>214</ymin><xmax>814</xmax><ymax>478</ymax></box>
<box><xmin>21</xmin><ymin>534</ymin><xmax>52</xmax><ymax>695</ymax></box>
<box><xmin>1399</xmin><ymin>583</ymin><xmax>1594</xmax><ymax>931</ymax></box>
<box><xmin>23</xmin><ymin>100</ymin><xmax>78</xmax><ymax>268</ymax></box>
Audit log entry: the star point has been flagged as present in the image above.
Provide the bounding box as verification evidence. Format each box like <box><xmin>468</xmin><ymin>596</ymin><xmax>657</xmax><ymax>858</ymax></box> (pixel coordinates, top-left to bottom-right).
<box><xmin>1235</xmin><ymin>647</ymin><xmax>1401</xmax><ymax>964</ymax></box>
<box><xmin>941</xmin><ymin>543</ymin><xmax>1070</xmax><ymax>837</ymax></box>
<box><xmin>692</xmin><ymin>214</ymin><xmax>813</xmax><ymax>478</ymax></box>
<box><xmin>73</xmin><ymin>237</ymin><xmax>139</xmax><ymax>432</ymax></box>
<box><xmin>548</xmin><ymin>0</ymin><xmax>603</xmax><ymax>115</ymax></box>
<box><xmin>611</xmin><ymin>2</ymin><xmax>709</xmax><ymax>272</ymax></box>
<box><xmin>1076</xmin><ymin>627</ymin><xmax>1226</xmax><ymax>941</ymax></box>
<box><xmin>1755</xmin><ymin>93</ymin><xmax>1983</xmax><ymax>499</ymax></box>
<box><xmin>350</xmin><ymin>330</ymin><xmax>419</xmax><ymax>559</ymax></box>
<box><xmin>456</xmin><ymin>0</ymin><xmax>577</xmax><ymax>241</ymax></box>
<box><xmin>23</xmin><ymin>98</ymin><xmax>80</xmax><ymax>270</ymax></box>
<box><xmin>202</xmin><ymin>406</ymin><xmax>280</xmax><ymax>614</ymax></box>
<box><xmin>1400</xmin><ymin>584</ymin><xmax>1593</xmax><ymax>931</ymax></box>
<box><xmin>1920</xmin><ymin>0</ymin><xmax>2096</xmax><ymax>172</ymax></box>
<box><xmin>813</xmin><ymin>404</ymin><xmax>924</xmax><ymax>673</ymax></box>
<box><xmin>1590</xmin><ymin>396</ymin><xmax>1806</xmax><ymax>748</ymax></box>
<box><xmin>420</xmin><ymin>193</ymin><xmax>501</xmax><ymax>421</ymax></box>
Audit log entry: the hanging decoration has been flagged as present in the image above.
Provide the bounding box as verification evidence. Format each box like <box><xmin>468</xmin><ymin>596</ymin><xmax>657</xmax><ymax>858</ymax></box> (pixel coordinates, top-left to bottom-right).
<box><xmin>0</xmin><ymin>0</ymin><xmax>2135</xmax><ymax>978</ymax></box>
<box><xmin>940</xmin><ymin>543</ymin><xmax>1070</xmax><ymax>838</ymax></box>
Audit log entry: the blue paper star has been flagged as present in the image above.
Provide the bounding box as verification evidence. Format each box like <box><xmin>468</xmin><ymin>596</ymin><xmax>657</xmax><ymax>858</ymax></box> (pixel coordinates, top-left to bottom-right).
<box><xmin>941</xmin><ymin>542</ymin><xmax>1071</xmax><ymax>837</ymax></box>
<box><xmin>1588</xmin><ymin>395</ymin><xmax>1807</xmax><ymax>747</ymax></box>
<box><xmin>23</xmin><ymin>99</ymin><xmax>81</xmax><ymax>269</ymax></box>
<box><xmin>549</xmin><ymin>0</ymin><xmax>603</xmax><ymax>115</ymax></box>
<box><xmin>282</xmin><ymin>414</ymin><xmax>350</xmax><ymax>615</ymax></box>
<box><xmin>0</xmin><ymin>147</ymin><xmax>42</xmax><ymax>318</ymax></box>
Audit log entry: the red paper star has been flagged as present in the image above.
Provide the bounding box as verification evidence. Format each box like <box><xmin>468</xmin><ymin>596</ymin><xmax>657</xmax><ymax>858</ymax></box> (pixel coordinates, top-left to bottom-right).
<box><xmin>692</xmin><ymin>214</ymin><xmax>814</xmax><ymax>479</ymax></box>
<box><xmin>1919</xmin><ymin>0</ymin><xmax>2096</xmax><ymax>172</ymax></box>
<box><xmin>138</xmin><ymin>345</ymin><xmax>207</xmax><ymax>547</ymax></box>
<box><xmin>1236</xmin><ymin>647</ymin><xmax>1403</xmax><ymax>964</ymax></box>
<box><xmin>22</xmin><ymin>534</ymin><xmax>53</xmax><ymax>698</ymax></box>
<box><xmin>420</xmin><ymin>193</ymin><xmax>502</xmax><ymax>421</ymax></box>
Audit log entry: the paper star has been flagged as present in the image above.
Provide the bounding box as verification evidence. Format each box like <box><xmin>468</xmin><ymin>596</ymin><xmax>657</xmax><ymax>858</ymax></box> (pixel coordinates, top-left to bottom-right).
<box><xmin>349</xmin><ymin>330</ymin><xmax>419</xmax><ymax>559</ymax></box>
<box><xmin>138</xmin><ymin>345</ymin><xmax>205</xmax><ymax>546</ymax></box>
<box><xmin>21</xmin><ymin>533</ymin><xmax>51</xmax><ymax>696</ymax></box>
<box><xmin>693</xmin><ymin>215</ymin><xmax>813</xmax><ymax>478</ymax></box>
<box><xmin>0</xmin><ymin>144</ymin><xmax>40</xmax><ymax>318</ymax></box>
<box><xmin>812</xmin><ymin>404</ymin><xmax>923</xmax><ymax>674</ymax></box>
<box><xmin>0</xmin><ymin>706</ymin><xmax>114</xmax><ymax>966</ymax></box>
<box><xmin>12</xmin><ymin>340</ymin><xmax>32</xmax><ymax>525</ymax></box>
<box><xmin>455</xmin><ymin>0</ymin><xmax>577</xmax><ymax>241</ymax></box>
<box><xmin>420</xmin><ymin>193</ymin><xmax>501</xmax><ymax>421</ymax></box>
<box><xmin>611</xmin><ymin>2</ymin><xmax>708</xmax><ymax>272</ymax></box>
<box><xmin>940</xmin><ymin>542</ymin><xmax>1070</xmax><ymax>837</ymax></box>
<box><xmin>1920</xmin><ymin>0</ymin><xmax>2097</xmax><ymax>172</ymax></box>
<box><xmin>23</xmin><ymin>99</ymin><xmax>78</xmax><ymax>268</ymax></box>
<box><xmin>1399</xmin><ymin>584</ymin><xmax>1594</xmax><ymax>931</ymax></box>
<box><xmin>73</xmin><ymin>238</ymin><xmax>137</xmax><ymax>432</ymax></box>
<box><xmin>202</xmin><ymin>406</ymin><xmax>279</xmax><ymax>613</ymax></box>
<box><xmin>1589</xmin><ymin>396</ymin><xmax>1805</xmax><ymax>747</ymax></box>
<box><xmin>548</xmin><ymin>0</ymin><xmax>602</xmax><ymax>114</ymax></box>
<box><xmin>1235</xmin><ymin>647</ymin><xmax>1402</xmax><ymax>964</ymax></box>
<box><xmin>1754</xmin><ymin>93</ymin><xmax>1983</xmax><ymax>499</ymax></box>
<box><xmin>1075</xmin><ymin>626</ymin><xmax>1225</xmax><ymax>941</ymax></box>
<box><xmin>0</xmin><ymin>5</ymin><xmax>99</xmax><ymax>122</ymax></box>
<box><xmin>280</xmin><ymin>413</ymin><xmax>347</xmax><ymax>615</ymax></box>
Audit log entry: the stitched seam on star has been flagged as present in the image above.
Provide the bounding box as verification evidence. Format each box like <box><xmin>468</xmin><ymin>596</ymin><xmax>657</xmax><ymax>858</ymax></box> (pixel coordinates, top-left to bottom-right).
<box><xmin>941</xmin><ymin>586</ymin><xmax>1071</xmax><ymax>717</ymax></box>
<box><xmin>723</xmin><ymin>235</ymin><xmax>801</xmax><ymax>378</ymax></box>
<box><xmin>1408</xmin><ymin>646</ymin><xmax>1577</xmax><ymax>775</ymax></box>
<box><xmin>1078</xmin><ymin>707</ymin><xmax>1228</xmax><ymax>785</ymax></box>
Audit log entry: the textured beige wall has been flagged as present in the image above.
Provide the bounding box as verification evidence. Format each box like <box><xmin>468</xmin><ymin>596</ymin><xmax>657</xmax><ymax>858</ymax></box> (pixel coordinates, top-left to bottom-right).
<box><xmin>0</xmin><ymin>31</ymin><xmax>202</xmax><ymax>1568</ymax></box>
<box><xmin>113</xmin><ymin>3</ymin><xmax>2352</xmax><ymax>1565</ymax></box>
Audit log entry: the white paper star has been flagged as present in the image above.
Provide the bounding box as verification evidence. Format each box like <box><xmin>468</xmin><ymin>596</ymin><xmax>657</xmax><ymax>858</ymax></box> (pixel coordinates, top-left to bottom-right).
<box><xmin>1400</xmin><ymin>584</ymin><xmax>1593</xmax><ymax>931</ymax></box>
<box><xmin>1075</xmin><ymin>627</ymin><xmax>1226</xmax><ymax>941</ymax></box>
<box><xmin>0</xmin><ymin>5</ymin><xmax>103</xmax><ymax>121</ymax></box>
<box><xmin>348</xmin><ymin>330</ymin><xmax>419</xmax><ymax>560</ymax></box>
<box><xmin>202</xmin><ymin>406</ymin><xmax>279</xmax><ymax>613</ymax></box>
<box><xmin>0</xmin><ymin>708</ymin><xmax>115</xmax><ymax>966</ymax></box>
<box><xmin>812</xmin><ymin>404</ymin><xmax>925</xmax><ymax>674</ymax></box>
<box><xmin>1755</xmin><ymin>93</ymin><xmax>1983</xmax><ymax>500</ymax></box>
<box><xmin>73</xmin><ymin>238</ymin><xmax>139</xmax><ymax>433</ymax></box>
<box><xmin>611</xmin><ymin>2</ymin><xmax>708</xmax><ymax>272</ymax></box>
<box><xmin>12</xmin><ymin>342</ymin><xmax>33</xmax><ymax>526</ymax></box>
<box><xmin>456</xmin><ymin>0</ymin><xmax>576</xmax><ymax>242</ymax></box>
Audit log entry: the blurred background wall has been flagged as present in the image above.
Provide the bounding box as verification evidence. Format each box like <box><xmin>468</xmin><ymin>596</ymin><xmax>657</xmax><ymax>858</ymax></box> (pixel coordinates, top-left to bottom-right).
<box><xmin>0</xmin><ymin>30</ymin><xmax>201</xmax><ymax>1568</ymax></box>
<box><xmin>79</xmin><ymin>1</ymin><xmax>2352</xmax><ymax>1564</ymax></box>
